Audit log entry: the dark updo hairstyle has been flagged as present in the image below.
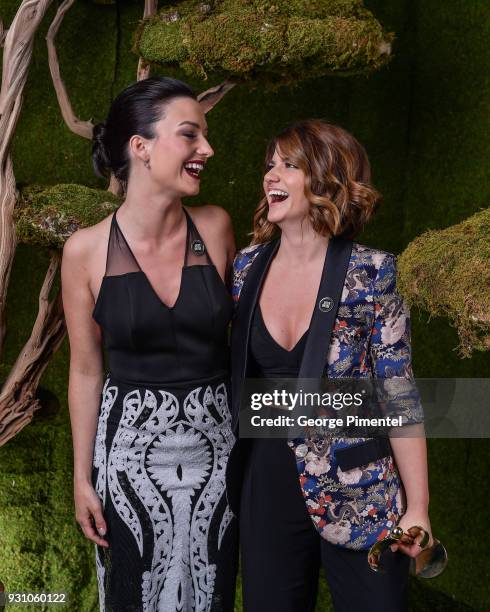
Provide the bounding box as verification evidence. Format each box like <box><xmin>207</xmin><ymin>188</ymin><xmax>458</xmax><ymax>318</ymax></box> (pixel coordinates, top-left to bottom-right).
<box><xmin>92</xmin><ymin>76</ymin><xmax>197</xmax><ymax>187</ymax></box>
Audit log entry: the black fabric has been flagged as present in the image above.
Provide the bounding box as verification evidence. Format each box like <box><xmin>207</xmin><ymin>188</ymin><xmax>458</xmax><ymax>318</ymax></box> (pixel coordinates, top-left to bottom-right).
<box><xmin>249</xmin><ymin>304</ymin><xmax>308</xmax><ymax>378</ymax></box>
<box><xmin>335</xmin><ymin>437</ymin><xmax>392</xmax><ymax>472</ymax></box>
<box><xmin>239</xmin><ymin>439</ymin><xmax>410</xmax><ymax>612</ymax></box>
<box><xmin>230</xmin><ymin>239</ymin><xmax>280</xmax><ymax>430</ymax></box>
<box><xmin>93</xmin><ymin>208</ymin><xmax>233</xmax><ymax>384</ymax></box>
<box><xmin>297</xmin><ymin>237</ymin><xmax>352</xmax><ymax>380</ymax></box>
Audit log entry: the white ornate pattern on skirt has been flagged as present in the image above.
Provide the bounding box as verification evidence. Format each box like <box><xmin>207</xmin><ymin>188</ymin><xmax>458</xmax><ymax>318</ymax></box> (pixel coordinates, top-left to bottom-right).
<box><xmin>93</xmin><ymin>378</ymin><xmax>235</xmax><ymax>612</ymax></box>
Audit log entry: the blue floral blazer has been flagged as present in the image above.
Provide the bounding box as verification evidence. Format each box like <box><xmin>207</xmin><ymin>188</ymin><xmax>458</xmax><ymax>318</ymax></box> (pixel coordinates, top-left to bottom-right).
<box><xmin>231</xmin><ymin>239</ymin><xmax>419</xmax><ymax>551</ymax></box>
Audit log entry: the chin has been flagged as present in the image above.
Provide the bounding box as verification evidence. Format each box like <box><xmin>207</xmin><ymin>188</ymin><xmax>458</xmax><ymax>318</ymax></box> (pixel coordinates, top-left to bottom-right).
<box><xmin>267</xmin><ymin>211</ymin><xmax>284</xmax><ymax>224</ymax></box>
<box><xmin>267</xmin><ymin>203</ymin><xmax>288</xmax><ymax>224</ymax></box>
<box><xmin>181</xmin><ymin>183</ymin><xmax>200</xmax><ymax>197</ymax></box>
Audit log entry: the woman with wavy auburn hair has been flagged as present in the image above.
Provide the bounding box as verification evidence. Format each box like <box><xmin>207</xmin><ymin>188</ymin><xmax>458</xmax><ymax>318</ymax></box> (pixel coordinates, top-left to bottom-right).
<box><xmin>227</xmin><ymin>120</ymin><xmax>432</xmax><ymax>611</ymax></box>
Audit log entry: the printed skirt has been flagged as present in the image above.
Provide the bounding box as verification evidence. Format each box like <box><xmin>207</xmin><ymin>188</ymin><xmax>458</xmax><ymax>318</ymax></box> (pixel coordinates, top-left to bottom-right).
<box><xmin>92</xmin><ymin>374</ymin><xmax>238</xmax><ymax>612</ymax></box>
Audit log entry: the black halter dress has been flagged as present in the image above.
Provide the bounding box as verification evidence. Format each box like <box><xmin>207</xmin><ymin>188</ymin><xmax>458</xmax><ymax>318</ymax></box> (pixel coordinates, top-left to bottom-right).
<box><xmin>91</xmin><ymin>208</ymin><xmax>237</xmax><ymax>612</ymax></box>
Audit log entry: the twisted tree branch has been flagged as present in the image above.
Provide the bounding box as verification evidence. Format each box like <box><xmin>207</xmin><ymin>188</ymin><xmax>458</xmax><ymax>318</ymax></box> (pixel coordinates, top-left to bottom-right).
<box><xmin>46</xmin><ymin>0</ymin><xmax>93</xmax><ymax>139</ymax></box>
<box><xmin>0</xmin><ymin>0</ymin><xmax>54</xmax><ymax>354</ymax></box>
<box><xmin>0</xmin><ymin>252</ymin><xmax>65</xmax><ymax>445</ymax></box>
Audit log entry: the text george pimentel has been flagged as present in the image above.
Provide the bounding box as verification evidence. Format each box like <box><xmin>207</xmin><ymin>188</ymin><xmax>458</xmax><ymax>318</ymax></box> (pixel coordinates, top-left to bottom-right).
<box><xmin>250</xmin><ymin>415</ymin><xmax>404</xmax><ymax>428</ymax></box>
<box><xmin>248</xmin><ymin>390</ymin><xmax>403</xmax><ymax>428</ymax></box>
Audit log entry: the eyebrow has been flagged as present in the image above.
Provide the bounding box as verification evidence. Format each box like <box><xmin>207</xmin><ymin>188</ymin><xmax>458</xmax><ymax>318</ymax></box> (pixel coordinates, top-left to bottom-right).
<box><xmin>178</xmin><ymin>121</ymin><xmax>208</xmax><ymax>133</ymax></box>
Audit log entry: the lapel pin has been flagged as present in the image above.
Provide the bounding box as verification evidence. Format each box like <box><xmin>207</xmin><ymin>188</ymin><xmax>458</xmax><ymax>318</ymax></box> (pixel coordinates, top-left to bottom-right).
<box><xmin>191</xmin><ymin>239</ymin><xmax>206</xmax><ymax>255</ymax></box>
<box><xmin>318</xmin><ymin>296</ymin><xmax>334</xmax><ymax>312</ymax></box>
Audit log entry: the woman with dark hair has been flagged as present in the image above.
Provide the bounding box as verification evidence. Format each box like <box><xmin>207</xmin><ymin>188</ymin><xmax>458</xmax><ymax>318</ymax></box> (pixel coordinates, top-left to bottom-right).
<box><xmin>62</xmin><ymin>76</ymin><xmax>237</xmax><ymax>611</ymax></box>
<box><xmin>228</xmin><ymin>120</ymin><xmax>432</xmax><ymax>611</ymax></box>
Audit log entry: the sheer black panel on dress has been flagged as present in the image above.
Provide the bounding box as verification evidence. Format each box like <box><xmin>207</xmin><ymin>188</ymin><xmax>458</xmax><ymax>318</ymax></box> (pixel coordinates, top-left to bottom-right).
<box><xmin>104</xmin><ymin>207</ymin><xmax>212</xmax><ymax>278</ymax></box>
<box><xmin>104</xmin><ymin>213</ymin><xmax>141</xmax><ymax>277</ymax></box>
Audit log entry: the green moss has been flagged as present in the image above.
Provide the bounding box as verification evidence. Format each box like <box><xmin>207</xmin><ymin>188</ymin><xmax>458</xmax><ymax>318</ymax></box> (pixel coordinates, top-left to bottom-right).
<box><xmin>398</xmin><ymin>208</ymin><xmax>490</xmax><ymax>357</ymax></box>
<box><xmin>15</xmin><ymin>184</ymin><xmax>121</xmax><ymax>249</ymax></box>
<box><xmin>0</xmin><ymin>416</ymin><xmax>97</xmax><ymax>611</ymax></box>
<box><xmin>133</xmin><ymin>0</ymin><xmax>393</xmax><ymax>83</ymax></box>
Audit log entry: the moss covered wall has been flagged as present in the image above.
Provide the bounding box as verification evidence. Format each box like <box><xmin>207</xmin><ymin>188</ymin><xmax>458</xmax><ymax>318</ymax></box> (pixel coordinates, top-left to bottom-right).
<box><xmin>0</xmin><ymin>0</ymin><xmax>488</xmax><ymax>609</ymax></box>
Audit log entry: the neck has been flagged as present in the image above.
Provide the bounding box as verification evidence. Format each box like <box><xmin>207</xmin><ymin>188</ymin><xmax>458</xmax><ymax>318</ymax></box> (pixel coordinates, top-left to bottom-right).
<box><xmin>275</xmin><ymin>223</ymin><xmax>329</xmax><ymax>266</ymax></box>
<box><xmin>118</xmin><ymin>184</ymin><xmax>185</xmax><ymax>241</ymax></box>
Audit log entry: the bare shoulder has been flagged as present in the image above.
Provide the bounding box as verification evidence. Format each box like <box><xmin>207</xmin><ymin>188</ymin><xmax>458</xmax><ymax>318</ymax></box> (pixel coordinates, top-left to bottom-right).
<box><xmin>186</xmin><ymin>204</ymin><xmax>232</xmax><ymax>234</ymax></box>
<box><xmin>62</xmin><ymin>214</ymin><xmax>113</xmax><ymax>276</ymax></box>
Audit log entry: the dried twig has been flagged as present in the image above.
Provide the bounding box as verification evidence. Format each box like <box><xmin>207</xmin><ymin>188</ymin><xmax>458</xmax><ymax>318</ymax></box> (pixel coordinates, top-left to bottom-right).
<box><xmin>46</xmin><ymin>0</ymin><xmax>93</xmax><ymax>139</ymax></box>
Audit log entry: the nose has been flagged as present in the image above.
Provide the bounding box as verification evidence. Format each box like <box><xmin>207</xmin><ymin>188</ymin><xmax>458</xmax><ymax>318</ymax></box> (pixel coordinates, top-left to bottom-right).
<box><xmin>198</xmin><ymin>136</ymin><xmax>214</xmax><ymax>159</ymax></box>
<box><xmin>264</xmin><ymin>166</ymin><xmax>280</xmax><ymax>185</ymax></box>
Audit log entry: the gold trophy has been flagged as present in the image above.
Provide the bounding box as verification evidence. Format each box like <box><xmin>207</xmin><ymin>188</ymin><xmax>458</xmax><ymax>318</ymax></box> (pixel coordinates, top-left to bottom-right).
<box><xmin>368</xmin><ymin>526</ymin><xmax>448</xmax><ymax>578</ymax></box>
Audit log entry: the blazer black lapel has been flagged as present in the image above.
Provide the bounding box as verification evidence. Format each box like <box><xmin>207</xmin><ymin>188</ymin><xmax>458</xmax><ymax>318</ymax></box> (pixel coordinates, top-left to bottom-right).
<box><xmin>298</xmin><ymin>237</ymin><xmax>353</xmax><ymax>380</ymax></box>
<box><xmin>231</xmin><ymin>239</ymin><xmax>279</xmax><ymax>430</ymax></box>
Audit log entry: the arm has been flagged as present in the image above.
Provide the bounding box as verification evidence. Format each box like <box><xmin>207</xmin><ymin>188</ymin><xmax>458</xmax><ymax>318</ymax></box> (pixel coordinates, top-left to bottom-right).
<box><xmin>61</xmin><ymin>231</ymin><xmax>108</xmax><ymax>548</ymax></box>
<box><xmin>370</xmin><ymin>253</ymin><xmax>432</xmax><ymax>554</ymax></box>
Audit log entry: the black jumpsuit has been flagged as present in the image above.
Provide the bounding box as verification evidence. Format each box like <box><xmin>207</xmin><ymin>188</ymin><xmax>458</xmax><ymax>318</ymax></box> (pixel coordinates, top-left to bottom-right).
<box><xmin>239</xmin><ymin>305</ymin><xmax>409</xmax><ymax>612</ymax></box>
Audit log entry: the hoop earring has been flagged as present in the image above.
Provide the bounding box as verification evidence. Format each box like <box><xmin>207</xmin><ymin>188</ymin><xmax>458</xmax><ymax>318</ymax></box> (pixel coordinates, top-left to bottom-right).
<box><xmin>143</xmin><ymin>158</ymin><xmax>151</xmax><ymax>169</ymax></box>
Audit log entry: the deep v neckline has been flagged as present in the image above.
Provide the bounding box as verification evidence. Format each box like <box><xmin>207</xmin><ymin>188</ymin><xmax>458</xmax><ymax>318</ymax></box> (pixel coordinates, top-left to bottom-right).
<box><xmin>257</xmin><ymin>304</ymin><xmax>308</xmax><ymax>353</ymax></box>
<box><xmin>113</xmin><ymin>209</ymin><xmax>189</xmax><ymax>310</ymax></box>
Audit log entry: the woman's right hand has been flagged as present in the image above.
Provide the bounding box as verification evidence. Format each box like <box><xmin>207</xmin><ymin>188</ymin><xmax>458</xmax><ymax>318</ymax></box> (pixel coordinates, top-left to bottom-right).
<box><xmin>74</xmin><ymin>479</ymin><xmax>109</xmax><ymax>548</ymax></box>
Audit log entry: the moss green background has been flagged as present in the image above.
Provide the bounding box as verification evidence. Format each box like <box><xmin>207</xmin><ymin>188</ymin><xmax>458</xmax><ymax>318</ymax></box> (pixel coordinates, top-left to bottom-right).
<box><xmin>0</xmin><ymin>0</ymin><xmax>489</xmax><ymax>610</ymax></box>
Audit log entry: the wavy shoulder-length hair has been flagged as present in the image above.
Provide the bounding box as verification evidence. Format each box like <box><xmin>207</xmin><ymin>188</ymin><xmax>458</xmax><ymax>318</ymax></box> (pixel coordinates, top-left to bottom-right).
<box><xmin>252</xmin><ymin>119</ymin><xmax>381</xmax><ymax>244</ymax></box>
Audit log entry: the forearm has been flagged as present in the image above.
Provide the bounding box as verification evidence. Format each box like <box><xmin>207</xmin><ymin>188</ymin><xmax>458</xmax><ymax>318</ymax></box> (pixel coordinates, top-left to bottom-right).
<box><xmin>68</xmin><ymin>367</ymin><xmax>104</xmax><ymax>485</ymax></box>
<box><xmin>390</xmin><ymin>428</ymin><xmax>429</xmax><ymax>511</ymax></box>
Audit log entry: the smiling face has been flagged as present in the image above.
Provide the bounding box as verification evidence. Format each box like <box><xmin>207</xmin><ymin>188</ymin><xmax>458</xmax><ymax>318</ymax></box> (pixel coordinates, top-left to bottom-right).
<box><xmin>131</xmin><ymin>96</ymin><xmax>214</xmax><ymax>197</ymax></box>
<box><xmin>263</xmin><ymin>147</ymin><xmax>310</xmax><ymax>228</ymax></box>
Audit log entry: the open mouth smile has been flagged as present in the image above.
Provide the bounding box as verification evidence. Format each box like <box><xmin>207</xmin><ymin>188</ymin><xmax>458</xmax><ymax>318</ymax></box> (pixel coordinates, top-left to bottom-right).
<box><xmin>268</xmin><ymin>189</ymin><xmax>289</xmax><ymax>204</ymax></box>
<box><xmin>184</xmin><ymin>159</ymin><xmax>205</xmax><ymax>180</ymax></box>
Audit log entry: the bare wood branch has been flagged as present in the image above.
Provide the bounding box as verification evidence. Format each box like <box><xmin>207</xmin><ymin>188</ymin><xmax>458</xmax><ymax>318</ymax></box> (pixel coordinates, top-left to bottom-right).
<box><xmin>137</xmin><ymin>0</ymin><xmax>158</xmax><ymax>81</ymax></box>
<box><xmin>0</xmin><ymin>0</ymin><xmax>59</xmax><ymax>443</ymax></box>
<box><xmin>0</xmin><ymin>1</ymin><xmax>55</xmax><ymax>356</ymax></box>
<box><xmin>0</xmin><ymin>1</ymin><xmax>53</xmax><ymax>119</ymax></box>
<box><xmin>198</xmin><ymin>80</ymin><xmax>236</xmax><ymax>114</ymax></box>
<box><xmin>46</xmin><ymin>0</ymin><xmax>93</xmax><ymax>139</ymax></box>
<box><xmin>0</xmin><ymin>253</ymin><xmax>66</xmax><ymax>445</ymax></box>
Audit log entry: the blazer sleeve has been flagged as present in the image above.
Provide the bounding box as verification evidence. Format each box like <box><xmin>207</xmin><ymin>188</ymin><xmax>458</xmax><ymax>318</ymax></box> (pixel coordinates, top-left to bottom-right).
<box><xmin>369</xmin><ymin>253</ymin><xmax>414</xmax><ymax>379</ymax></box>
<box><xmin>369</xmin><ymin>253</ymin><xmax>423</xmax><ymax>423</ymax></box>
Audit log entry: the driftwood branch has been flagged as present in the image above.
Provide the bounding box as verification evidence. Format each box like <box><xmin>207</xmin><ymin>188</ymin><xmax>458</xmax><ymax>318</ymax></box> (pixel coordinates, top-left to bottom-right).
<box><xmin>0</xmin><ymin>0</ymin><xmax>55</xmax><ymax>355</ymax></box>
<box><xmin>137</xmin><ymin>0</ymin><xmax>158</xmax><ymax>81</ymax></box>
<box><xmin>0</xmin><ymin>252</ymin><xmax>65</xmax><ymax>445</ymax></box>
<box><xmin>0</xmin><ymin>0</ymin><xmax>61</xmax><ymax>444</ymax></box>
<box><xmin>198</xmin><ymin>80</ymin><xmax>236</xmax><ymax>114</ymax></box>
<box><xmin>46</xmin><ymin>0</ymin><xmax>93</xmax><ymax>139</ymax></box>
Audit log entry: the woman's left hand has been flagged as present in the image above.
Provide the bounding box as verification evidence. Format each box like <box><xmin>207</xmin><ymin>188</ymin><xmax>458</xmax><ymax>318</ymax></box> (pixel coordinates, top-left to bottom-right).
<box><xmin>390</xmin><ymin>509</ymin><xmax>433</xmax><ymax>557</ymax></box>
